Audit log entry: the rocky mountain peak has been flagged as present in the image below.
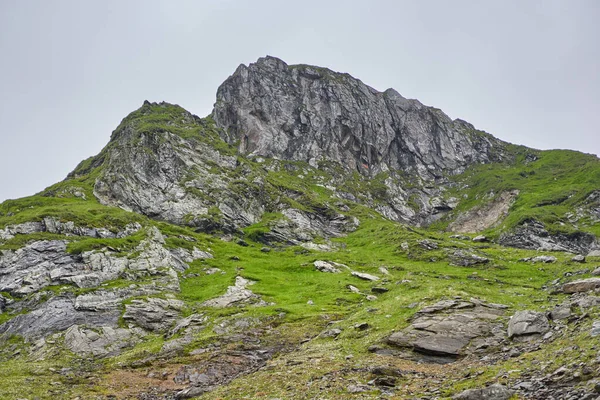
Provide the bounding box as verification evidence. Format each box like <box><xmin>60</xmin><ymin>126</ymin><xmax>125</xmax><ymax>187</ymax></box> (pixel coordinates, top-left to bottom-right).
<box><xmin>213</xmin><ymin>56</ymin><xmax>509</xmax><ymax>179</ymax></box>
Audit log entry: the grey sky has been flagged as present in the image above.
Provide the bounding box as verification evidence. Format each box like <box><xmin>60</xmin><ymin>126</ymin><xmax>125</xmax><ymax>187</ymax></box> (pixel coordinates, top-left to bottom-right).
<box><xmin>1</xmin><ymin>0</ymin><xmax>598</xmax><ymax>202</ymax></box>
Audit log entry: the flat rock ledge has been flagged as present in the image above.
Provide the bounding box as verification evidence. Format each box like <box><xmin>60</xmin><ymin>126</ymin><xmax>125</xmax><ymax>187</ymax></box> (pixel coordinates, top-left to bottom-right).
<box><xmin>387</xmin><ymin>299</ymin><xmax>507</xmax><ymax>359</ymax></box>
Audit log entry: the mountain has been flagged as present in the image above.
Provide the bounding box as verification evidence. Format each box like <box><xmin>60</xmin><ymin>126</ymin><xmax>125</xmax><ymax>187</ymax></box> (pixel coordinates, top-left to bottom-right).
<box><xmin>0</xmin><ymin>56</ymin><xmax>599</xmax><ymax>399</ymax></box>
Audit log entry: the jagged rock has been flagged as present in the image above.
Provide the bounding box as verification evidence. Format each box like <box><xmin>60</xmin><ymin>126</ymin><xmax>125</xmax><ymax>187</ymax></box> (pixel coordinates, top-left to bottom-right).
<box><xmin>123</xmin><ymin>298</ymin><xmax>185</xmax><ymax>332</ymax></box>
<box><xmin>314</xmin><ymin>260</ymin><xmax>341</xmax><ymax>273</ymax></box>
<box><xmin>213</xmin><ymin>56</ymin><xmax>510</xmax><ymax>225</ymax></box>
<box><xmin>64</xmin><ymin>325</ymin><xmax>144</xmax><ymax>356</ymax></box>
<box><xmin>499</xmin><ymin>219</ymin><xmax>598</xmax><ymax>254</ymax></box>
<box><xmin>450</xmin><ymin>251</ymin><xmax>490</xmax><ymax>267</ymax></box>
<box><xmin>0</xmin><ymin>218</ymin><xmax>142</xmax><ymax>241</ymax></box>
<box><xmin>0</xmin><ymin>297</ymin><xmax>120</xmax><ymax>339</ymax></box>
<box><xmin>591</xmin><ymin>321</ymin><xmax>600</xmax><ymax>337</ymax></box>
<box><xmin>562</xmin><ymin>278</ymin><xmax>600</xmax><ymax>294</ymax></box>
<box><xmin>507</xmin><ymin>310</ymin><xmax>550</xmax><ymax>338</ymax></box>
<box><xmin>351</xmin><ymin>271</ymin><xmax>380</xmax><ymax>281</ymax></box>
<box><xmin>413</xmin><ymin>335</ymin><xmax>470</xmax><ymax>357</ymax></box>
<box><xmin>202</xmin><ymin>276</ymin><xmax>265</xmax><ymax>308</ymax></box>
<box><xmin>452</xmin><ymin>384</ymin><xmax>513</xmax><ymax>400</ymax></box>
<box><xmin>74</xmin><ymin>287</ymin><xmax>162</xmax><ymax>312</ymax></box>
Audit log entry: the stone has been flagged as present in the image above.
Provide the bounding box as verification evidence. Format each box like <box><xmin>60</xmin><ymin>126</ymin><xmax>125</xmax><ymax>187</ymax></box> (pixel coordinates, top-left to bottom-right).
<box><xmin>413</xmin><ymin>335</ymin><xmax>470</xmax><ymax>357</ymax></box>
<box><xmin>212</xmin><ymin>56</ymin><xmax>510</xmax><ymax>226</ymax></box>
<box><xmin>549</xmin><ymin>305</ymin><xmax>572</xmax><ymax>321</ymax></box>
<box><xmin>499</xmin><ymin>219</ymin><xmax>599</xmax><ymax>255</ymax></box>
<box><xmin>508</xmin><ymin>310</ymin><xmax>550</xmax><ymax>338</ymax></box>
<box><xmin>591</xmin><ymin>321</ymin><xmax>600</xmax><ymax>337</ymax></box>
<box><xmin>202</xmin><ymin>276</ymin><xmax>264</xmax><ymax>308</ymax></box>
<box><xmin>387</xmin><ymin>299</ymin><xmax>506</xmax><ymax>360</ymax></box>
<box><xmin>450</xmin><ymin>251</ymin><xmax>490</xmax><ymax>267</ymax></box>
<box><xmin>314</xmin><ymin>260</ymin><xmax>341</xmax><ymax>273</ymax></box>
<box><xmin>572</xmin><ymin>254</ymin><xmax>586</xmax><ymax>263</ymax></box>
<box><xmin>351</xmin><ymin>271</ymin><xmax>380</xmax><ymax>281</ymax></box>
<box><xmin>592</xmin><ymin>267</ymin><xmax>600</xmax><ymax>276</ymax></box>
<box><xmin>472</xmin><ymin>235</ymin><xmax>488</xmax><ymax>242</ymax></box>
<box><xmin>347</xmin><ymin>285</ymin><xmax>361</xmax><ymax>294</ymax></box>
<box><xmin>452</xmin><ymin>384</ymin><xmax>513</xmax><ymax>400</ymax></box>
<box><xmin>320</xmin><ymin>328</ymin><xmax>341</xmax><ymax>338</ymax></box>
<box><xmin>123</xmin><ymin>298</ymin><xmax>185</xmax><ymax>332</ymax></box>
<box><xmin>531</xmin><ymin>255</ymin><xmax>557</xmax><ymax>263</ymax></box>
<box><xmin>563</xmin><ymin>278</ymin><xmax>600</xmax><ymax>294</ymax></box>
<box><xmin>64</xmin><ymin>325</ymin><xmax>143</xmax><ymax>357</ymax></box>
<box><xmin>418</xmin><ymin>239</ymin><xmax>438</xmax><ymax>250</ymax></box>
<box><xmin>0</xmin><ymin>297</ymin><xmax>120</xmax><ymax>340</ymax></box>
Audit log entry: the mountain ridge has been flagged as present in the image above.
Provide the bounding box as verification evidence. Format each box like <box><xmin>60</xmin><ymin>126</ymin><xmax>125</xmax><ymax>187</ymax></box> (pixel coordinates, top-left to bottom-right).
<box><xmin>0</xmin><ymin>56</ymin><xmax>599</xmax><ymax>399</ymax></box>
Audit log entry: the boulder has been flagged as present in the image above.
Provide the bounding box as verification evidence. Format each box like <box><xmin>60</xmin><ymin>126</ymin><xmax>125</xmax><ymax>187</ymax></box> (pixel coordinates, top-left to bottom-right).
<box><xmin>562</xmin><ymin>278</ymin><xmax>600</xmax><ymax>294</ymax></box>
<box><xmin>314</xmin><ymin>260</ymin><xmax>341</xmax><ymax>273</ymax></box>
<box><xmin>351</xmin><ymin>271</ymin><xmax>380</xmax><ymax>281</ymax></box>
<box><xmin>507</xmin><ymin>310</ymin><xmax>549</xmax><ymax>338</ymax></box>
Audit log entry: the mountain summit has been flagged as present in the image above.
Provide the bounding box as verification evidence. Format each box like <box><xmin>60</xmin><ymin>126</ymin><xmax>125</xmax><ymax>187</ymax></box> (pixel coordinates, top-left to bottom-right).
<box><xmin>0</xmin><ymin>57</ymin><xmax>599</xmax><ymax>399</ymax></box>
<box><xmin>214</xmin><ymin>56</ymin><xmax>508</xmax><ymax>178</ymax></box>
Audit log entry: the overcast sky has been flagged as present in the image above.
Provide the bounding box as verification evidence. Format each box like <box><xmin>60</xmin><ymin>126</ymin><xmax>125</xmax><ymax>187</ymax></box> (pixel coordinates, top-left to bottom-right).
<box><xmin>1</xmin><ymin>0</ymin><xmax>598</xmax><ymax>202</ymax></box>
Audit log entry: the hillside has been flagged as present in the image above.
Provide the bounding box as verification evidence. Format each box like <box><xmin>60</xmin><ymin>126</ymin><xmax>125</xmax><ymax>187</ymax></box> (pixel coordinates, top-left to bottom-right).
<box><xmin>1</xmin><ymin>56</ymin><xmax>599</xmax><ymax>400</ymax></box>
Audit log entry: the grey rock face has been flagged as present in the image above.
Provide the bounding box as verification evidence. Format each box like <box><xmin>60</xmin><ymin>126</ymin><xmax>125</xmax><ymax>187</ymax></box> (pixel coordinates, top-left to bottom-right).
<box><xmin>0</xmin><ymin>297</ymin><xmax>120</xmax><ymax>340</ymax></box>
<box><xmin>0</xmin><ymin>227</ymin><xmax>196</xmax><ymax>297</ymax></box>
<box><xmin>214</xmin><ymin>56</ymin><xmax>508</xmax><ymax>181</ymax></box>
<box><xmin>387</xmin><ymin>299</ymin><xmax>506</xmax><ymax>359</ymax></box>
<box><xmin>0</xmin><ymin>218</ymin><xmax>141</xmax><ymax>241</ymax></box>
<box><xmin>64</xmin><ymin>325</ymin><xmax>144</xmax><ymax>357</ymax></box>
<box><xmin>452</xmin><ymin>384</ymin><xmax>513</xmax><ymax>400</ymax></box>
<box><xmin>507</xmin><ymin>310</ymin><xmax>550</xmax><ymax>338</ymax></box>
<box><xmin>91</xmin><ymin>104</ymin><xmax>263</xmax><ymax>230</ymax></box>
<box><xmin>499</xmin><ymin>219</ymin><xmax>599</xmax><ymax>254</ymax></box>
<box><xmin>123</xmin><ymin>297</ymin><xmax>185</xmax><ymax>332</ymax></box>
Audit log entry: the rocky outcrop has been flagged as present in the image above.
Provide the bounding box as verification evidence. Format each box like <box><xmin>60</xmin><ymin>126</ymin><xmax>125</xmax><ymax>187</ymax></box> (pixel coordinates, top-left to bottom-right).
<box><xmin>387</xmin><ymin>299</ymin><xmax>507</xmax><ymax>359</ymax></box>
<box><xmin>499</xmin><ymin>219</ymin><xmax>599</xmax><ymax>254</ymax></box>
<box><xmin>214</xmin><ymin>56</ymin><xmax>509</xmax><ymax>180</ymax></box>
<box><xmin>562</xmin><ymin>278</ymin><xmax>600</xmax><ymax>294</ymax></box>
<box><xmin>64</xmin><ymin>325</ymin><xmax>145</xmax><ymax>357</ymax></box>
<box><xmin>123</xmin><ymin>297</ymin><xmax>185</xmax><ymax>332</ymax></box>
<box><xmin>0</xmin><ymin>297</ymin><xmax>121</xmax><ymax>340</ymax></box>
<box><xmin>0</xmin><ymin>227</ymin><xmax>202</xmax><ymax>297</ymax></box>
<box><xmin>0</xmin><ymin>218</ymin><xmax>141</xmax><ymax>241</ymax></box>
<box><xmin>202</xmin><ymin>276</ymin><xmax>266</xmax><ymax>308</ymax></box>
